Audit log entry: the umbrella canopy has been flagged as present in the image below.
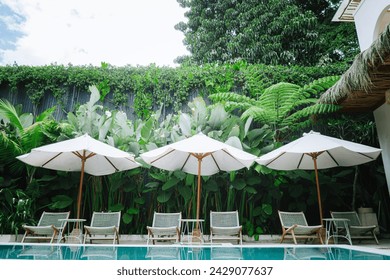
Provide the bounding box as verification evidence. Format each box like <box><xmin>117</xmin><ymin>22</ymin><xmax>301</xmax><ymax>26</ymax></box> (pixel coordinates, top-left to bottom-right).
<box><xmin>256</xmin><ymin>130</ymin><xmax>382</xmax><ymax>223</ymax></box>
<box><xmin>140</xmin><ymin>132</ymin><xmax>257</xmax><ymax>221</ymax></box>
<box><xmin>17</xmin><ymin>134</ymin><xmax>140</xmax><ymax>219</ymax></box>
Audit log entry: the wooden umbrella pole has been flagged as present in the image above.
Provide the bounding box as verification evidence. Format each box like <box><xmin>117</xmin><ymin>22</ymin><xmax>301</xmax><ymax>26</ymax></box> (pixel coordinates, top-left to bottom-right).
<box><xmin>196</xmin><ymin>157</ymin><xmax>202</xmax><ymax>230</ymax></box>
<box><xmin>312</xmin><ymin>156</ymin><xmax>324</xmax><ymax>225</ymax></box>
<box><xmin>76</xmin><ymin>151</ymin><xmax>86</xmax><ymax>221</ymax></box>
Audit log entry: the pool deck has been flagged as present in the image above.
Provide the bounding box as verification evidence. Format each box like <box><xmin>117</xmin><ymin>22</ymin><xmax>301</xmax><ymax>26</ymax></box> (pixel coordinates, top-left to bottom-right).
<box><xmin>2</xmin><ymin>234</ymin><xmax>390</xmax><ymax>252</ymax></box>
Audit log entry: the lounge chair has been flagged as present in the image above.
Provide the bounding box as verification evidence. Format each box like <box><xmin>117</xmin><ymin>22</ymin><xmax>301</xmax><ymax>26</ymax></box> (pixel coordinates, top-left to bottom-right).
<box><xmin>21</xmin><ymin>211</ymin><xmax>70</xmax><ymax>243</ymax></box>
<box><xmin>331</xmin><ymin>211</ymin><xmax>379</xmax><ymax>244</ymax></box>
<box><xmin>146</xmin><ymin>212</ymin><xmax>181</xmax><ymax>245</ymax></box>
<box><xmin>278</xmin><ymin>211</ymin><xmax>323</xmax><ymax>244</ymax></box>
<box><xmin>83</xmin><ymin>211</ymin><xmax>121</xmax><ymax>244</ymax></box>
<box><xmin>210</xmin><ymin>211</ymin><xmax>242</xmax><ymax>245</ymax></box>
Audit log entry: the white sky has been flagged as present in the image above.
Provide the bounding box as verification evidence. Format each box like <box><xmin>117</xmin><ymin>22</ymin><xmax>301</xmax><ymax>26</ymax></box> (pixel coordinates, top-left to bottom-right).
<box><xmin>0</xmin><ymin>0</ymin><xmax>189</xmax><ymax>67</ymax></box>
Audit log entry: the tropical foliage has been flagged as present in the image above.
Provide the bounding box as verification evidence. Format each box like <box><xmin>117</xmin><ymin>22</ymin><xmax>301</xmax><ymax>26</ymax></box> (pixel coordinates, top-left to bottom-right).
<box><xmin>1</xmin><ymin>79</ymin><xmax>389</xmax><ymax>236</ymax></box>
<box><xmin>0</xmin><ymin>99</ymin><xmax>61</xmax><ymax>237</ymax></box>
<box><xmin>209</xmin><ymin>76</ymin><xmax>341</xmax><ymax>141</ymax></box>
<box><xmin>0</xmin><ymin>86</ymin><xmax>278</xmax><ymax>237</ymax></box>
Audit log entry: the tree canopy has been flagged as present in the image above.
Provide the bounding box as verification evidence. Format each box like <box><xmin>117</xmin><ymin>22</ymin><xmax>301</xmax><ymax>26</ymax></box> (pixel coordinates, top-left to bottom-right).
<box><xmin>175</xmin><ymin>0</ymin><xmax>359</xmax><ymax>66</ymax></box>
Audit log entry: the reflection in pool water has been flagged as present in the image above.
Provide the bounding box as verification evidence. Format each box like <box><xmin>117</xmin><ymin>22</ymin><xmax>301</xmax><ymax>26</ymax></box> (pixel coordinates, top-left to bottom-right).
<box><xmin>0</xmin><ymin>244</ymin><xmax>389</xmax><ymax>260</ymax></box>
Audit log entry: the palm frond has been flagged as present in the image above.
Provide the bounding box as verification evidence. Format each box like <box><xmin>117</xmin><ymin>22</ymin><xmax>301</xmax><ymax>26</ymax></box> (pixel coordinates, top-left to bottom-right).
<box><xmin>20</xmin><ymin>122</ymin><xmax>48</xmax><ymax>152</ymax></box>
<box><xmin>0</xmin><ymin>99</ymin><xmax>24</xmax><ymax>132</ymax></box>
<box><xmin>0</xmin><ymin>131</ymin><xmax>23</xmax><ymax>164</ymax></box>
<box><xmin>36</xmin><ymin>106</ymin><xmax>56</xmax><ymax>122</ymax></box>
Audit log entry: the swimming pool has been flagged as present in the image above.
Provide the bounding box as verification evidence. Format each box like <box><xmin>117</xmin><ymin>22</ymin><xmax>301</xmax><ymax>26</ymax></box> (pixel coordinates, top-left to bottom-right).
<box><xmin>1</xmin><ymin>244</ymin><xmax>389</xmax><ymax>260</ymax></box>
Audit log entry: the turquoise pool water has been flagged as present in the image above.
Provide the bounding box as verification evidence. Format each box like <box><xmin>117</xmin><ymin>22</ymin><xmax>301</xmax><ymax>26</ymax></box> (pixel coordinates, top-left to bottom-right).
<box><xmin>0</xmin><ymin>244</ymin><xmax>389</xmax><ymax>260</ymax></box>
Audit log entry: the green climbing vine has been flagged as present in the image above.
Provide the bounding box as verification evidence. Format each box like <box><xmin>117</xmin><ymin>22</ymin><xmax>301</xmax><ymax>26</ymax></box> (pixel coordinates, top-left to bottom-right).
<box><xmin>0</xmin><ymin>61</ymin><xmax>349</xmax><ymax>118</ymax></box>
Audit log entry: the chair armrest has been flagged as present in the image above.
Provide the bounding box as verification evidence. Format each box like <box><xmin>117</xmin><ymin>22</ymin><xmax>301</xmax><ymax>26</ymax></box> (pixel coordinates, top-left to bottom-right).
<box><xmin>283</xmin><ymin>224</ymin><xmax>298</xmax><ymax>234</ymax></box>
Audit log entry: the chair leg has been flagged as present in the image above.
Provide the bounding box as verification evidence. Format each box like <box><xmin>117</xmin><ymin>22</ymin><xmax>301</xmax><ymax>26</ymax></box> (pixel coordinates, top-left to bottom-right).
<box><xmin>21</xmin><ymin>232</ymin><xmax>28</xmax><ymax>243</ymax></box>
<box><xmin>115</xmin><ymin>231</ymin><xmax>120</xmax><ymax>244</ymax></box>
<box><xmin>373</xmin><ymin>231</ymin><xmax>379</xmax><ymax>245</ymax></box>
<box><xmin>83</xmin><ymin>231</ymin><xmax>88</xmax><ymax>244</ymax></box>
<box><xmin>291</xmin><ymin>232</ymin><xmax>297</xmax><ymax>244</ymax></box>
<box><xmin>318</xmin><ymin>232</ymin><xmax>324</xmax><ymax>244</ymax></box>
<box><xmin>280</xmin><ymin>232</ymin><xmax>286</xmax><ymax>243</ymax></box>
<box><xmin>50</xmin><ymin>233</ymin><xmax>56</xmax><ymax>243</ymax></box>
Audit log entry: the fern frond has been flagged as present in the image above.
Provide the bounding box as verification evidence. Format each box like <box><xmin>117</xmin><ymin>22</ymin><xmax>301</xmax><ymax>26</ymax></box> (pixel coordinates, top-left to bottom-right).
<box><xmin>301</xmin><ymin>76</ymin><xmax>340</xmax><ymax>97</ymax></box>
<box><xmin>241</xmin><ymin>107</ymin><xmax>276</xmax><ymax>124</ymax></box>
<box><xmin>283</xmin><ymin>103</ymin><xmax>341</xmax><ymax>126</ymax></box>
<box><xmin>209</xmin><ymin>92</ymin><xmax>254</xmax><ymax>104</ymax></box>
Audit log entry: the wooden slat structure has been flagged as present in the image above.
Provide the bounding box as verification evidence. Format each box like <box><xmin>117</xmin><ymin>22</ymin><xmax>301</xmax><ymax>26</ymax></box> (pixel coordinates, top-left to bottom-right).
<box><xmin>333</xmin><ymin>0</ymin><xmax>362</xmax><ymax>22</ymax></box>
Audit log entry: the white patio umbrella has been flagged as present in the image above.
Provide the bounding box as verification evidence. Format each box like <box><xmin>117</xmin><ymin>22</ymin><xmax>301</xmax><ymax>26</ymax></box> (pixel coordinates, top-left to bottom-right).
<box><xmin>140</xmin><ymin>132</ymin><xmax>257</xmax><ymax>223</ymax></box>
<box><xmin>17</xmin><ymin>134</ymin><xmax>140</xmax><ymax>219</ymax></box>
<box><xmin>256</xmin><ymin>131</ymin><xmax>382</xmax><ymax>224</ymax></box>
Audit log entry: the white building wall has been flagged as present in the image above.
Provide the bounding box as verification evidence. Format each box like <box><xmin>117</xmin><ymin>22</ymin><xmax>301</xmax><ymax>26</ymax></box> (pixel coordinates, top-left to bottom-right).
<box><xmin>354</xmin><ymin>0</ymin><xmax>390</xmax><ymax>51</ymax></box>
<box><xmin>374</xmin><ymin>103</ymin><xmax>390</xmax><ymax>195</ymax></box>
<box><xmin>354</xmin><ymin>0</ymin><xmax>390</xmax><ymax>196</ymax></box>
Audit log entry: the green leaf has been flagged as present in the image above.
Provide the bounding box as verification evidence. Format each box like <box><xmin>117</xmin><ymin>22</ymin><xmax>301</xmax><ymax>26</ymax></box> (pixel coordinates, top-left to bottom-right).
<box><xmin>140</xmin><ymin>118</ymin><xmax>153</xmax><ymax>141</ymax></box>
<box><xmin>122</xmin><ymin>213</ymin><xmax>133</xmax><ymax>224</ymax></box>
<box><xmin>232</xmin><ymin>178</ymin><xmax>246</xmax><ymax>190</ymax></box>
<box><xmin>134</xmin><ymin>197</ymin><xmax>145</xmax><ymax>205</ymax></box>
<box><xmin>162</xmin><ymin>177</ymin><xmax>181</xmax><ymax>190</ymax></box>
<box><xmin>244</xmin><ymin>116</ymin><xmax>253</xmax><ymax>138</ymax></box>
<box><xmin>255</xmin><ymin>226</ymin><xmax>264</xmax><ymax>234</ymax></box>
<box><xmin>108</xmin><ymin>203</ymin><xmax>124</xmax><ymax>212</ymax></box>
<box><xmin>145</xmin><ymin>182</ymin><xmax>160</xmax><ymax>189</ymax></box>
<box><xmin>185</xmin><ymin>174</ymin><xmax>195</xmax><ymax>186</ymax></box>
<box><xmin>126</xmin><ymin>208</ymin><xmax>139</xmax><ymax>215</ymax></box>
<box><xmin>225</xmin><ymin>136</ymin><xmax>243</xmax><ymax>150</ymax></box>
<box><xmin>246</xmin><ymin>176</ymin><xmax>261</xmax><ymax>186</ymax></box>
<box><xmin>178</xmin><ymin>185</ymin><xmax>192</xmax><ymax>201</ymax></box>
<box><xmin>262</xmin><ymin>203</ymin><xmax>273</xmax><ymax>215</ymax></box>
<box><xmin>208</xmin><ymin>104</ymin><xmax>228</xmax><ymax>129</ymax></box>
<box><xmin>88</xmin><ymin>85</ymin><xmax>101</xmax><ymax>106</ymax></box>
<box><xmin>203</xmin><ymin>179</ymin><xmax>218</xmax><ymax>192</ymax></box>
<box><xmin>179</xmin><ymin>113</ymin><xmax>192</xmax><ymax>136</ymax></box>
<box><xmin>173</xmin><ymin>170</ymin><xmax>187</xmax><ymax>180</ymax></box>
<box><xmin>157</xmin><ymin>191</ymin><xmax>172</xmax><ymax>203</ymax></box>
<box><xmin>149</xmin><ymin>172</ymin><xmax>167</xmax><ymax>182</ymax></box>
<box><xmin>245</xmin><ymin>187</ymin><xmax>257</xmax><ymax>194</ymax></box>
<box><xmin>49</xmin><ymin>195</ymin><xmax>73</xmax><ymax>209</ymax></box>
<box><xmin>228</xmin><ymin>125</ymin><xmax>240</xmax><ymax>138</ymax></box>
<box><xmin>252</xmin><ymin>206</ymin><xmax>262</xmax><ymax>217</ymax></box>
